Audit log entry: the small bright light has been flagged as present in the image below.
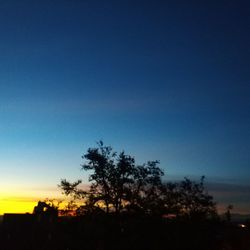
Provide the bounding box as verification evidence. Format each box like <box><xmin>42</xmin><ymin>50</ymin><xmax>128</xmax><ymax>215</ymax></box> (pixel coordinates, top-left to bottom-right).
<box><xmin>238</xmin><ymin>224</ymin><xmax>247</xmax><ymax>228</ymax></box>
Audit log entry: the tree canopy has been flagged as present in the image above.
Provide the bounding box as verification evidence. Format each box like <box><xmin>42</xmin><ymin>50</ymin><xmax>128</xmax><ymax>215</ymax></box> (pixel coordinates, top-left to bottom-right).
<box><xmin>59</xmin><ymin>141</ymin><xmax>217</xmax><ymax>219</ymax></box>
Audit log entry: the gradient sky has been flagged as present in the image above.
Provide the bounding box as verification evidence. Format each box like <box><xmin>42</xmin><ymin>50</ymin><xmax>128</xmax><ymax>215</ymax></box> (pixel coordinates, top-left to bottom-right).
<box><xmin>0</xmin><ymin>0</ymin><xmax>249</xmax><ymax>214</ymax></box>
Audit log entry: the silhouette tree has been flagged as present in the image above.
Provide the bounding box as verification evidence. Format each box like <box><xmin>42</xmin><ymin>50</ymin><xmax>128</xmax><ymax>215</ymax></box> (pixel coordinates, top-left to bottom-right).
<box><xmin>59</xmin><ymin>141</ymin><xmax>217</xmax><ymax>219</ymax></box>
<box><xmin>59</xmin><ymin>141</ymin><xmax>164</xmax><ymax>215</ymax></box>
<box><xmin>162</xmin><ymin>182</ymin><xmax>182</xmax><ymax>215</ymax></box>
<box><xmin>126</xmin><ymin>161</ymin><xmax>164</xmax><ymax>215</ymax></box>
<box><xmin>225</xmin><ymin>204</ymin><xmax>233</xmax><ymax>222</ymax></box>
<box><xmin>33</xmin><ymin>199</ymin><xmax>59</xmax><ymax>223</ymax></box>
<box><xmin>33</xmin><ymin>199</ymin><xmax>60</xmax><ymax>216</ymax></box>
<box><xmin>163</xmin><ymin>176</ymin><xmax>217</xmax><ymax>219</ymax></box>
<box><xmin>180</xmin><ymin>176</ymin><xmax>216</xmax><ymax>218</ymax></box>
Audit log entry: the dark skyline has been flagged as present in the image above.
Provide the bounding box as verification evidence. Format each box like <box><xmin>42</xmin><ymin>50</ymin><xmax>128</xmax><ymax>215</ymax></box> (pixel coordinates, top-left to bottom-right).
<box><xmin>0</xmin><ymin>0</ymin><xmax>249</xmax><ymax>213</ymax></box>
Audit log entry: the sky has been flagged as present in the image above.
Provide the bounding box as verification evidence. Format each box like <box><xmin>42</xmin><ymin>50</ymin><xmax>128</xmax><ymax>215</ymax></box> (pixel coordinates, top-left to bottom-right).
<box><xmin>0</xmin><ymin>0</ymin><xmax>249</xmax><ymax>214</ymax></box>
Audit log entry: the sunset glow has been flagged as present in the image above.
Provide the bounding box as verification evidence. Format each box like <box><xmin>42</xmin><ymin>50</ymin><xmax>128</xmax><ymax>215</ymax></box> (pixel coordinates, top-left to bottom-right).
<box><xmin>0</xmin><ymin>197</ymin><xmax>37</xmax><ymax>214</ymax></box>
<box><xmin>0</xmin><ymin>186</ymin><xmax>63</xmax><ymax>214</ymax></box>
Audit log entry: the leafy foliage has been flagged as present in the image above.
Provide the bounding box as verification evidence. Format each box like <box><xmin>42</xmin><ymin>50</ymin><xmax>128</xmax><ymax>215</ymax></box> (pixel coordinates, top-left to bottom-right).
<box><xmin>59</xmin><ymin>141</ymin><xmax>217</xmax><ymax>219</ymax></box>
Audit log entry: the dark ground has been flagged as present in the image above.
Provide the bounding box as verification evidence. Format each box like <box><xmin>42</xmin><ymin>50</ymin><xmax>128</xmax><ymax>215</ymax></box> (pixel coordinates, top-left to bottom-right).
<box><xmin>0</xmin><ymin>215</ymin><xmax>249</xmax><ymax>250</ymax></box>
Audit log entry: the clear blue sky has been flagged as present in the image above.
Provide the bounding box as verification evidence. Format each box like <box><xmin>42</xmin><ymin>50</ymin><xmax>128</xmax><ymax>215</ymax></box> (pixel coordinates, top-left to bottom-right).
<box><xmin>0</xmin><ymin>0</ymin><xmax>249</xmax><ymax>212</ymax></box>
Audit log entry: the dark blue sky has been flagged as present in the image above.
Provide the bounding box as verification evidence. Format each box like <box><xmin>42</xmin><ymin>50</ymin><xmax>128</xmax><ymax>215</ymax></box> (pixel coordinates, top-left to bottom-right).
<box><xmin>0</xmin><ymin>0</ymin><xmax>249</xmax><ymax>212</ymax></box>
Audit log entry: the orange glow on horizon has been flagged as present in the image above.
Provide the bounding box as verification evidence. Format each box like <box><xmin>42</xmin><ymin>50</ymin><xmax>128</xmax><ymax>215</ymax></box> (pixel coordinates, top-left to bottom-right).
<box><xmin>0</xmin><ymin>198</ymin><xmax>37</xmax><ymax>214</ymax></box>
<box><xmin>0</xmin><ymin>185</ymin><xmax>65</xmax><ymax>214</ymax></box>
